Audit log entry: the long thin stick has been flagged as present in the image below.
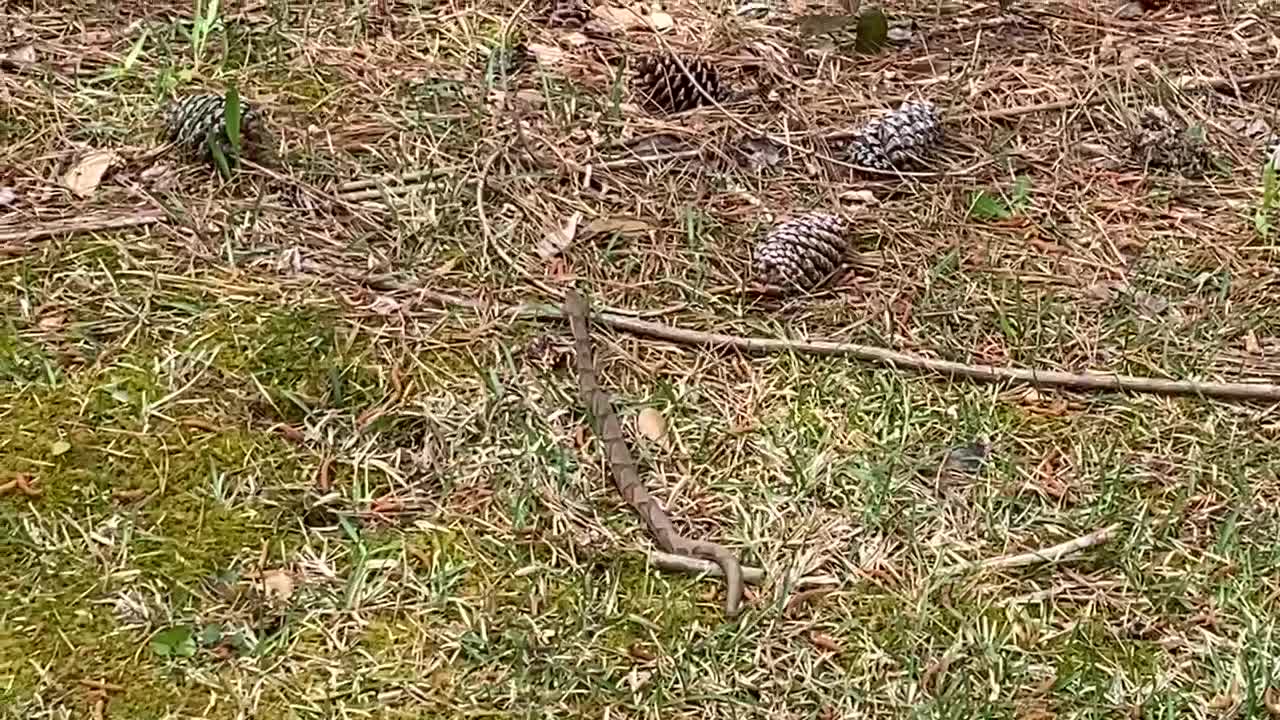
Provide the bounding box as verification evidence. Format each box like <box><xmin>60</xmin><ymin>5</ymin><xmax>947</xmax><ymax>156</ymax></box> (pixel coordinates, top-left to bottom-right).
<box><xmin>0</xmin><ymin>209</ymin><xmax>165</xmax><ymax>243</ymax></box>
<box><xmin>560</xmin><ymin>307</ymin><xmax>1280</xmax><ymax>402</ymax></box>
<box><xmin>314</xmin><ymin>266</ymin><xmax>1280</xmax><ymax>403</ymax></box>
<box><xmin>943</xmin><ymin>524</ymin><xmax>1120</xmax><ymax>575</ymax></box>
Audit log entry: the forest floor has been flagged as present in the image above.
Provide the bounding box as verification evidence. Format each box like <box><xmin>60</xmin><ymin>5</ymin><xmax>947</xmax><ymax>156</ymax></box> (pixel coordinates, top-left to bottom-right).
<box><xmin>4</xmin><ymin>0</ymin><xmax>1280</xmax><ymax>717</ymax></box>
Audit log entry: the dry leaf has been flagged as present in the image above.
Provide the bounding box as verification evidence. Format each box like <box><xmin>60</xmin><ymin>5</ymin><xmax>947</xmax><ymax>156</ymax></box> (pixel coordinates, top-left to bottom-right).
<box><xmin>260</xmin><ymin>569</ymin><xmax>295</xmax><ymax>603</ymax></box>
<box><xmin>1207</xmin><ymin>676</ymin><xmax>1241</xmax><ymax>711</ymax></box>
<box><xmin>0</xmin><ymin>44</ymin><xmax>36</xmax><ymax>65</ymax></box>
<box><xmin>920</xmin><ymin>653</ymin><xmax>955</xmax><ymax>695</ymax></box>
<box><xmin>536</xmin><ymin>211</ymin><xmax>582</xmax><ymax>259</ymax></box>
<box><xmin>1084</xmin><ymin>280</ymin><xmax>1123</xmax><ymax>302</ymax></box>
<box><xmin>1263</xmin><ymin>687</ymin><xmax>1280</xmax><ymax>716</ymax></box>
<box><xmin>784</xmin><ymin>586</ymin><xmax>834</xmax><ymax>616</ymax></box>
<box><xmin>583</xmin><ymin>217</ymin><xmax>652</xmax><ymax>237</ymax></box>
<box><xmin>592</xmin><ymin>5</ymin><xmax>668</xmax><ymax>30</ymax></box>
<box><xmin>628</xmin><ymin>643</ymin><xmax>656</xmax><ymax>661</ymax></box>
<box><xmin>37</xmin><ymin>313</ymin><xmax>66</xmax><ymax>332</ymax></box>
<box><xmin>63</xmin><ymin>150</ymin><xmax>120</xmax><ymax>198</ymax></box>
<box><xmin>648</xmin><ymin>9</ymin><xmax>674</xmax><ymax>30</ymax></box>
<box><xmin>368</xmin><ymin>295</ymin><xmax>402</xmax><ymax>315</ymax></box>
<box><xmin>526</xmin><ymin>42</ymin><xmax>566</xmax><ymax>65</ymax></box>
<box><xmin>1245</xmin><ymin>330</ymin><xmax>1262</xmax><ymax>355</ymax></box>
<box><xmin>1133</xmin><ymin>290</ymin><xmax>1169</xmax><ymax>316</ymax></box>
<box><xmin>839</xmin><ymin>189</ymin><xmax>879</xmax><ymax>206</ymax></box>
<box><xmin>636</xmin><ymin>407</ymin><xmax>667</xmax><ymax>442</ymax></box>
<box><xmin>811</xmin><ymin>632</ymin><xmax>841</xmax><ymax>652</ymax></box>
<box><xmin>624</xmin><ymin>667</ymin><xmax>652</xmax><ymax>691</ymax></box>
<box><xmin>545</xmin><ymin>256</ymin><xmax>574</xmax><ymax>281</ymax></box>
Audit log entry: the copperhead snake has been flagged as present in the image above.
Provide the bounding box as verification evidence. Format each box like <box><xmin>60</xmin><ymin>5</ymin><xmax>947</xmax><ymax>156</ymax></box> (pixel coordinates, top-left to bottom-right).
<box><xmin>563</xmin><ymin>289</ymin><xmax>744</xmax><ymax>617</ymax></box>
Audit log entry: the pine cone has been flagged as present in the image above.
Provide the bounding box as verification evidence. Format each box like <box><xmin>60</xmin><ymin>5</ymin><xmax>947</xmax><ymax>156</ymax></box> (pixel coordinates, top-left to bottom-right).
<box><xmin>487</xmin><ymin>41</ymin><xmax>530</xmax><ymax>77</ymax></box>
<box><xmin>1128</xmin><ymin>105</ymin><xmax>1211</xmax><ymax>177</ymax></box>
<box><xmin>165</xmin><ymin>92</ymin><xmax>260</xmax><ymax>161</ymax></box>
<box><xmin>632</xmin><ymin>53</ymin><xmax>724</xmax><ymax>114</ymax></box>
<box><xmin>847</xmin><ymin>100</ymin><xmax>942</xmax><ymax>171</ymax></box>
<box><xmin>546</xmin><ymin>0</ymin><xmax>589</xmax><ymax>27</ymax></box>
<box><xmin>753</xmin><ymin>212</ymin><xmax>849</xmax><ymax>293</ymax></box>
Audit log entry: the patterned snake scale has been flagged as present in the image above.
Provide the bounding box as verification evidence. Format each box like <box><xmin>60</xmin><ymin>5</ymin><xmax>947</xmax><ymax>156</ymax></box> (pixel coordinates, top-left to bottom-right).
<box><xmin>563</xmin><ymin>290</ymin><xmax>744</xmax><ymax>617</ymax></box>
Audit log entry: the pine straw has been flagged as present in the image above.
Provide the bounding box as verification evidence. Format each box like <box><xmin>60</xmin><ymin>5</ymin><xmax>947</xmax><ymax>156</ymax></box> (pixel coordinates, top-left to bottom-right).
<box><xmin>4</xmin><ymin>0</ymin><xmax>1280</xmax><ymax>717</ymax></box>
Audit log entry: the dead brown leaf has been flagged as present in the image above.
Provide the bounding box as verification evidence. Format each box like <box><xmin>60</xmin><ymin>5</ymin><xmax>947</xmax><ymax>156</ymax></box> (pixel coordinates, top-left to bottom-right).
<box><xmin>36</xmin><ymin>313</ymin><xmax>66</xmax><ymax>332</ymax></box>
<box><xmin>624</xmin><ymin>667</ymin><xmax>652</xmax><ymax>691</ymax></box>
<box><xmin>276</xmin><ymin>425</ymin><xmax>306</xmax><ymax>444</ymax></box>
<box><xmin>1264</xmin><ymin>687</ymin><xmax>1280</xmax><ymax>716</ymax></box>
<box><xmin>592</xmin><ymin>5</ymin><xmax>644</xmax><ymax>28</ymax></box>
<box><xmin>636</xmin><ymin>407</ymin><xmax>667</xmax><ymax>443</ymax></box>
<box><xmin>315</xmin><ymin>454</ymin><xmax>334</xmax><ymax>493</ymax></box>
<box><xmin>260</xmin><ymin>569</ymin><xmax>295</xmax><ymax>604</ymax></box>
<box><xmin>545</xmin><ymin>256</ymin><xmax>575</xmax><ymax>281</ymax></box>
<box><xmin>1208</xmin><ymin>676</ymin><xmax>1241</xmax><ymax>711</ymax></box>
<box><xmin>810</xmin><ymin>632</ymin><xmax>841</xmax><ymax>653</ymax></box>
<box><xmin>112</xmin><ymin>488</ymin><xmax>148</xmax><ymax>504</ymax></box>
<box><xmin>526</xmin><ymin>42</ymin><xmax>567</xmax><ymax>65</ymax></box>
<box><xmin>536</xmin><ymin>211</ymin><xmax>582</xmax><ymax>259</ymax></box>
<box><xmin>63</xmin><ymin>150</ymin><xmax>121</xmax><ymax>198</ymax></box>
<box><xmin>920</xmin><ymin>652</ymin><xmax>956</xmax><ymax>695</ymax></box>
<box><xmin>0</xmin><ymin>44</ymin><xmax>36</xmax><ymax>66</ymax></box>
<box><xmin>628</xmin><ymin>643</ymin><xmax>656</xmax><ymax>661</ymax></box>
<box><xmin>1245</xmin><ymin>330</ymin><xmax>1262</xmax><ymax>355</ymax></box>
<box><xmin>583</xmin><ymin>217</ymin><xmax>653</xmax><ymax>237</ymax></box>
<box><xmin>784</xmin><ymin>586</ymin><xmax>835</xmax><ymax>616</ymax></box>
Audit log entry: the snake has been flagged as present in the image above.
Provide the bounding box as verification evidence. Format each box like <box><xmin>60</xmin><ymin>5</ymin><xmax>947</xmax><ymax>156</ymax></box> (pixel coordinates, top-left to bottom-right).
<box><xmin>563</xmin><ymin>289</ymin><xmax>744</xmax><ymax>617</ymax></box>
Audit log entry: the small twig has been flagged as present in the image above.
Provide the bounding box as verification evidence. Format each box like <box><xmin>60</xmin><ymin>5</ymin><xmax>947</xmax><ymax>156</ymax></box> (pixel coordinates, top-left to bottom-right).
<box><xmin>944</xmin><ymin>524</ymin><xmax>1120</xmax><ymax>575</ymax></box>
<box><xmin>967</xmin><ymin>69</ymin><xmax>1280</xmax><ymax>121</ymax></box>
<box><xmin>336</xmin><ymin>181</ymin><xmax>448</xmax><ymax>203</ymax></box>
<box><xmin>649</xmin><ymin>550</ymin><xmax>766</xmax><ymax>585</ymax></box>
<box><xmin>592</xmin><ymin>149</ymin><xmax>704</xmax><ymax>171</ymax></box>
<box><xmin>335</xmin><ymin>166</ymin><xmax>459</xmax><ymax>193</ymax></box>
<box><xmin>0</xmin><ymin>209</ymin><xmax>165</xmax><ymax>243</ymax></box>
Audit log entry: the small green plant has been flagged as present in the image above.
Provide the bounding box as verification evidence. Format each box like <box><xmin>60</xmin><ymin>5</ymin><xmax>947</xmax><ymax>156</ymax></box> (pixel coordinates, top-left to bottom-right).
<box><xmin>1254</xmin><ymin>158</ymin><xmax>1277</xmax><ymax>238</ymax></box>
<box><xmin>189</xmin><ymin>0</ymin><xmax>221</xmax><ymax>68</ymax></box>
<box><xmin>968</xmin><ymin>175</ymin><xmax>1032</xmax><ymax>221</ymax></box>
<box><xmin>93</xmin><ymin>29</ymin><xmax>149</xmax><ymax>83</ymax></box>
<box><xmin>208</xmin><ymin>84</ymin><xmax>242</xmax><ymax>180</ymax></box>
<box><xmin>151</xmin><ymin>625</ymin><xmax>197</xmax><ymax>658</ymax></box>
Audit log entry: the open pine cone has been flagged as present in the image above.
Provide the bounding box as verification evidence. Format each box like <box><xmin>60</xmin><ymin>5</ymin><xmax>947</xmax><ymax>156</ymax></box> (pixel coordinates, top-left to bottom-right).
<box><xmin>846</xmin><ymin>100</ymin><xmax>943</xmax><ymax>171</ymax></box>
<box><xmin>1127</xmin><ymin>105</ymin><xmax>1212</xmax><ymax>177</ymax></box>
<box><xmin>165</xmin><ymin>92</ymin><xmax>262</xmax><ymax>163</ymax></box>
<box><xmin>753</xmin><ymin>212</ymin><xmax>849</xmax><ymax>294</ymax></box>
<box><xmin>631</xmin><ymin>53</ymin><xmax>724</xmax><ymax>114</ymax></box>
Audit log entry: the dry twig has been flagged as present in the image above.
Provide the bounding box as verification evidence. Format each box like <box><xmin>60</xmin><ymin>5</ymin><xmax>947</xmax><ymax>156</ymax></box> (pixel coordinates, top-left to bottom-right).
<box><xmin>943</xmin><ymin>524</ymin><xmax>1121</xmax><ymax>574</ymax></box>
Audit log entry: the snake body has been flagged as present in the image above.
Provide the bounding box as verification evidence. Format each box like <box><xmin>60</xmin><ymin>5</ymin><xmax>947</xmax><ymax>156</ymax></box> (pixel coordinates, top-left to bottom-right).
<box><xmin>564</xmin><ymin>290</ymin><xmax>744</xmax><ymax>617</ymax></box>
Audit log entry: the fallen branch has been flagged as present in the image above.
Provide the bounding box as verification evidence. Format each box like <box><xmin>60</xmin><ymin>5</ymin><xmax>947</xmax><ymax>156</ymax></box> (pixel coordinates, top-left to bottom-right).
<box><xmin>649</xmin><ymin>550</ymin><xmax>767</xmax><ymax>586</ymax></box>
<box><xmin>944</xmin><ymin>524</ymin><xmax>1120</xmax><ymax>575</ymax></box>
<box><xmin>0</xmin><ymin>209</ymin><xmax>166</xmax><ymax>243</ymax></box>
<box><xmin>542</xmin><ymin>306</ymin><xmax>1280</xmax><ymax>402</ymax></box>
<box><xmin>316</xmin><ymin>267</ymin><xmax>1280</xmax><ymax>403</ymax></box>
